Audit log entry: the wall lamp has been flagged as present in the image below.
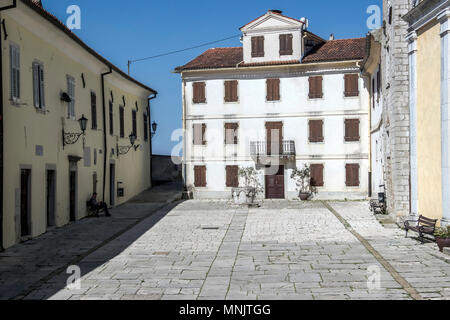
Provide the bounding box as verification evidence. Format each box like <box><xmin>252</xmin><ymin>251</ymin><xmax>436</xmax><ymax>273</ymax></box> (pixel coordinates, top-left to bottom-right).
<box><xmin>62</xmin><ymin>114</ymin><xmax>88</xmax><ymax>149</ymax></box>
<box><xmin>151</xmin><ymin>121</ymin><xmax>158</xmax><ymax>138</ymax></box>
<box><xmin>117</xmin><ymin>133</ymin><xmax>140</xmax><ymax>156</ymax></box>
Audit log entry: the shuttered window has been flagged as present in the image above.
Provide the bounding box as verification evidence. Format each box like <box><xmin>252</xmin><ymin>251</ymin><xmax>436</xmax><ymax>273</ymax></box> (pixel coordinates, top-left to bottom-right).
<box><xmin>90</xmin><ymin>91</ymin><xmax>97</xmax><ymax>129</ymax></box>
<box><xmin>193</xmin><ymin>123</ymin><xmax>206</xmax><ymax>145</ymax></box>
<box><xmin>143</xmin><ymin>113</ymin><xmax>148</xmax><ymax>141</ymax></box>
<box><xmin>67</xmin><ymin>75</ymin><xmax>75</xmax><ymax>119</ymax></box>
<box><xmin>251</xmin><ymin>36</ymin><xmax>264</xmax><ymax>57</ymax></box>
<box><xmin>344</xmin><ymin>74</ymin><xmax>359</xmax><ymax>97</ymax></box>
<box><xmin>109</xmin><ymin>101</ymin><xmax>114</xmax><ymax>135</ymax></box>
<box><xmin>193</xmin><ymin>82</ymin><xmax>206</xmax><ymax>104</ymax></box>
<box><xmin>345</xmin><ymin>119</ymin><xmax>360</xmax><ymax>142</ymax></box>
<box><xmin>226</xmin><ymin>166</ymin><xmax>239</xmax><ymax>188</ymax></box>
<box><xmin>310</xmin><ymin>164</ymin><xmax>324</xmax><ymax>187</ymax></box>
<box><xmin>132</xmin><ymin>109</ymin><xmax>137</xmax><ymax>137</ymax></box>
<box><xmin>119</xmin><ymin>106</ymin><xmax>125</xmax><ymax>138</ymax></box>
<box><xmin>224</xmin><ymin>80</ymin><xmax>238</xmax><ymax>102</ymax></box>
<box><xmin>309</xmin><ymin>120</ymin><xmax>324</xmax><ymax>143</ymax></box>
<box><xmin>266</xmin><ymin>79</ymin><xmax>280</xmax><ymax>101</ymax></box>
<box><xmin>225</xmin><ymin>123</ymin><xmax>239</xmax><ymax>145</ymax></box>
<box><xmin>194</xmin><ymin>166</ymin><xmax>207</xmax><ymax>187</ymax></box>
<box><xmin>279</xmin><ymin>34</ymin><xmax>293</xmax><ymax>55</ymax></box>
<box><xmin>309</xmin><ymin>76</ymin><xmax>323</xmax><ymax>99</ymax></box>
<box><xmin>10</xmin><ymin>44</ymin><xmax>20</xmax><ymax>100</ymax></box>
<box><xmin>346</xmin><ymin>164</ymin><xmax>360</xmax><ymax>187</ymax></box>
<box><xmin>32</xmin><ymin>61</ymin><xmax>45</xmax><ymax>109</ymax></box>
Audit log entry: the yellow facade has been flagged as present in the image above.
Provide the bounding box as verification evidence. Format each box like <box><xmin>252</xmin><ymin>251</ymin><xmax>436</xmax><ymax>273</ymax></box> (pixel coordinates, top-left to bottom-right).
<box><xmin>1</xmin><ymin>1</ymin><xmax>155</xmax><ymax>249</ymax></box>
<box><xmin>416</xmin><ymin>20</ymin><xmax>442</xmax><ymax>221</ymax></box>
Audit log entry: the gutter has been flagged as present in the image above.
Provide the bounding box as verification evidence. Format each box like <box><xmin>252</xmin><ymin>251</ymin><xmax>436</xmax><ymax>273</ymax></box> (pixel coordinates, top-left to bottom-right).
<box><xmin>147</xmin><ymin>93</ymin><xmax>157</xmax><ymax>186</ymax></box>
<box><xmin>0</xmin><ymin>0</ymin><xmax>17</xmax><ymax>252</ymax></box>
<box><xmin>101</xmin><ymin>67</ymin><xmax>112</xmax><ymax>203</ymax></box>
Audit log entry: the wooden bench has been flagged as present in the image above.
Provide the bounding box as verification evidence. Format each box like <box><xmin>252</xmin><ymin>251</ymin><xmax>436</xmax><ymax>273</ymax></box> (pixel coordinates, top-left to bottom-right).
<box><xmin>404</xmin><ymin>215</ymin><xmax>438</xmax><ymax>243</ymax></box>
<box><xmin>86</xmin><ymin>201</ymin><xmax>105</xmax><ymax>217</ymax></box>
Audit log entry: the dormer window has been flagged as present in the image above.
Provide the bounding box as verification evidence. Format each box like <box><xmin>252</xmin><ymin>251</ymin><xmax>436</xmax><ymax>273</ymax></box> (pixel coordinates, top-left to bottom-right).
<box><xmin>251</xmin><ymin>36</ymin><xmax>265</xmax><ymax>57</ymax></box>
<box><xmin>279</xmin><ymin>34</ymin><xmax>293</xmax><ymax>56</ymax></box>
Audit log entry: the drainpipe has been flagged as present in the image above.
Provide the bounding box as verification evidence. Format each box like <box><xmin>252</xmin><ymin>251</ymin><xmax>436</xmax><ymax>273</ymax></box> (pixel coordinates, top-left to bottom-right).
<box><xmin>101</xmin><ymin>67</ymin><xmax>112</xmax><ymax>203</ymax></box>
<box><xmin>0</xmin><ymin>0</ymin><xmax>17</xmax><ymax>252</ymax></box>
<box><xmin>147</xmin><ymin>93</ymin><xmax>157</xmax><ymax>186</ymax></box>
<box><xmin>182</xmin><ymin>77</ymin><xmax>187</xmax><ymax>191</ymax></box>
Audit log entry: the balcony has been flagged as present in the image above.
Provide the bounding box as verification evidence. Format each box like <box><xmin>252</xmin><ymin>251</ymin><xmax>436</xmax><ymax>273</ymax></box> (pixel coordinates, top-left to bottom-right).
<box><xmin>250</xmin><ymin>140</ymin><xmax>296</xmax><ymax>160</ymax></box>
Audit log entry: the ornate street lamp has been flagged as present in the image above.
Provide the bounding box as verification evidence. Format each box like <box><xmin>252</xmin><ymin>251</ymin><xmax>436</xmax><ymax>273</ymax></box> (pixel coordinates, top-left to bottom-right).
<box><xmin>62</xmin><ymin>114</ymin><xmax>88</xmax><ymax>149</ymax></box>
<box><xmin>151</xmin><ymin>121</ymin><xmax>158</xmax><ymax>138</ymax></box>
<box><xmin>117</xmin><ymin>132</ymin><xmax>140</xmax><ymax>156</ymax></box>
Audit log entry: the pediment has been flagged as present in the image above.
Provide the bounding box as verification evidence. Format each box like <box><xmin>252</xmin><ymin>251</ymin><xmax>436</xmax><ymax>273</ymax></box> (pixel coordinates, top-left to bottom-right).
<box><xmin>241</xmin><ymin>13</ymin><xmax>303</xmax><ymax>32</ymax></box>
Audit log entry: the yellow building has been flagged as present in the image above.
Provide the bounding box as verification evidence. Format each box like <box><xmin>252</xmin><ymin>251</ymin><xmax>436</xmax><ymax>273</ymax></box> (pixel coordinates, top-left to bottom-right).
<box><xmin>0</xmin><ymin>0</ymin><xmax>157</xmax><ymax>250</ymax></box>
<box><xmin>403</xmin><ymin>0</ymin><xmax>450</xmax><ymax>224</ymax></box>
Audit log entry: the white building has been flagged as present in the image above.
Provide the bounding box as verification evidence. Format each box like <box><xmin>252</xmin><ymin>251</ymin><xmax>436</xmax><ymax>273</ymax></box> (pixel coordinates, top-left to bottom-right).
<box><xmin>175</xmin><ymin>10</ymin><xmax>370</xmax><ymax>200</ymax></box>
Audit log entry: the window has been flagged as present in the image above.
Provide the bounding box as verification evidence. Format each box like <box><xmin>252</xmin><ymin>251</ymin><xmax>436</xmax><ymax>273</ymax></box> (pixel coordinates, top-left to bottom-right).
<box><xmin>90</xmin><ymin>91</ymin><xmax>97</xmax><ymax>129</ymax></box>
<box><xmin>376</xmin><ymin>65</ymin><xmax>381</xmax><ymax>101</ymax></box>
<box><xmin>346</xmin><ymin>164</ymin><xmax>360</xmax><ymax>187</ymax></box>
<box><xmin>226</xmin><ymin>166</ymin><xmax>239</xmax><ymax>188</ymax></box>
<box><xmin>67</xmin><ymin>75</ymin><xmax>75</xmax><ymax>119</ymax></box>
<box><xmin>119</xmin><ymin>106</ymin><xmax>124</xmax><ymax>138</ymax></box>
<box><xmin>132</xmin><ymin>109</ymin><xmax>137</xmax><ymax>137</ymax></box>
<box><xmin>372</xmin><ymin>78</ymin><xmax>376</xmax><ymax>109</ymax></box>
<box><xmin>251</xmin><ymin>36</ymin><xmax>264</xmax><ymax>57</ymax></box>
<box><xmin>143</xmin><ymin>113</ymin><xmax>148</xmax><ymax>141</ymax></box>
<box><xmin>32</xmin><ymin>61</ymin><xmax>45</xmax><ymax>109</ymax></box>
<box><xmin>194</xmin><ymin>166</ymin><xmax>207</xmax><ymax>187</ymax></box>
<box><xmin>10</xmin><ymin>44</ymin><xmax>20</xmax><ymax>100</ymax></box>
<box><xmin>279</xmin><ymin>34</ymin><xmax>293</xmax><ymax>55</ymax></box>
<box><xmin>310</xmin><ymin>164</ymin><xmax>324</xmax><ymax>187</ymax></box>
<box><xmin>345</xmin><ymin>119</ymin><xmax>360</xmax><ymax>142</ymax></box>
<box><xmin>224</xmin><ymin>80</ymin><xmax>238</xmax><ymax>102</ymax></box>
<box><xmin>266</xmin><ymin>78</ymin><xmax>280</xmax><ymax>101</ymax></box>
<box><xmin>193</xmin><ymin>123</ymin><xmax>206</xmax><ymax>145</ymax></box>
<box><xmin>93</xmin><ymin>172</ymin><xmax>97</xmax><ymax>194</ymax></box>
<box><xmin>193</xmin><ymin>82</ymin><xmax>206</xmax><ymax>104</ymax></box>
<box><xmin>309</xmin><ymin>120</ymin><xmax>324</xmax><ymax>143</ymax></box>
<box><xmin>308</xmin><ymin>76</ymin><xmax>323</xmax><ymax>99</ymax></box>
<box><xmin>224</xmin><ymin>123</ymin><xmax>239</xmax><ymax>145</ymax></box>
<box><xmin>344</xmin><ymin>74</ymin><xmax>359</xmax><ymax>97</ymax></box>
<box><xmin>109</xmin><ymin>101</ymin><xmax>114</xmax><ymax>135</ymax></box>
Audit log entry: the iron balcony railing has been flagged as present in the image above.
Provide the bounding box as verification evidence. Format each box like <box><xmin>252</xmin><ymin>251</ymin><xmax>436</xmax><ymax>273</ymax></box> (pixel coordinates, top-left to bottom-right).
<box><xmin>250</xmin><ymin>140</ymin><xmax>296</xmax><ymax>157</ymax></box>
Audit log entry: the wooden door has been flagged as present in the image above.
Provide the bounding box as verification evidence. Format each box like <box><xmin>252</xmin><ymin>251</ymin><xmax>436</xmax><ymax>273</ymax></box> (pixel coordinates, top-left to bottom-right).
<box><xmin>20</xmin><ymin>169</ymin><xmax>31</xmax><ymax>237</ymax></box>
<box><xmin>69</xmin><ymin>171</ymin><xmax>76</xmax><ymax>222</ymax></box>
<box><xmin>265</xmin><ymin>166</ymin><xmax>285</xmax><ymax>199</ymax></box>
<box><xmin>46</xmin><ymin>170</ymin><xmax>56</xmax><ymax>227</ymax></box>
<box><xmin>266</xmin><ymin>122</ymin><xmax>283</xmax><ymax>155</ymax></box>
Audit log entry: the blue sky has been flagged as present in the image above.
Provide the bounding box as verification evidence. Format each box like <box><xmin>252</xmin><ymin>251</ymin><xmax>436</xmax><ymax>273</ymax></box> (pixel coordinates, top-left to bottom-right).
<box><xmin>43</xmin><ymin>0</ymin><xmax>382</xmax><ymax>155</ymax></box>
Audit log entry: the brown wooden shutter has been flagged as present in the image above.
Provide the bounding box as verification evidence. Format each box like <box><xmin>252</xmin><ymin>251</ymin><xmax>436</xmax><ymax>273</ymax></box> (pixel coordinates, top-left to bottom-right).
<box><xmin>346</xmin><ymin>164</ymin><xmax>360</xmax><ymax>187</ymax></box>
<box><xmin>309</xmin><ymin>76</ymin><xmax>323</xmax><ymax>99</ymax></box>
<box><xmin>224</xmin><ymin>81</ymin><xmax>230</xmax><ymax>102</ymax></box>
<box><xmin>345</xmin><ymin>119</ymin><xmax>360</xmax><ymax>142</ymax></box>
<box><xmin>202</xmin><ymin>124</ymin><xmax>206</xmax><ymax>145</ymax></box>
<box><xmin>225</xmin><ymin>123</ymin><xmax>238</xmax><ymax>145</ymax></box>
<box><xmin>193</xmin><ymin>124</ymin><xmax>204</xmax><ymax>145</ymax></box>
<box><xmin>225</xmin><ymin>81</ymin><xmax>238</xmax><ymax>102</ymax></box>
<box><xmin>279</xmin><ymin>34</ymin><xmax>293</xmax><ymax>55</ymax></box>
<box><xmin>344</xmin><ymin>74</ymin><xmax>359</xmax><ymax>97</ymax></box>
<box><xmin>310</xmin><ymin>164</ymin><xmax>324</xmax><ymax>187</ymax></box>
<box><xmin>267</xmin><ymin>79</ymin><xmax>280</xmax><ymax>101</ymax></box>
<box><xmin>252</xmin><ymin>36</ymin><xmax>264</xmax><ymax>57</ymax></box>
<box><xmin>195</xmin><ymin>166</ymin><xmax>207</xmax><ymax>187</ymax></box>
<box><xmin>193</xmin><ymin>82</ymin><xmax>206</xmax><ymax>103</ymax></box>
<box><xmin>226</xmin><ymin>166</ymin><xmax>239</xmax><ymax>188</ymax></box>
<box><xmin>309</xmin><ymin>120</ymin><xmax>324</xmax><ymax>143</ymax></box>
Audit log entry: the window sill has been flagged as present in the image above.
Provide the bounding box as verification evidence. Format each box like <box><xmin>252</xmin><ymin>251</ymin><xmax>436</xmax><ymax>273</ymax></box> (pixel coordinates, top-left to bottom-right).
<box><xmin>35</xmin><ymin>107</ymin><xmax>46</xmax><ymax>114</ymax></box>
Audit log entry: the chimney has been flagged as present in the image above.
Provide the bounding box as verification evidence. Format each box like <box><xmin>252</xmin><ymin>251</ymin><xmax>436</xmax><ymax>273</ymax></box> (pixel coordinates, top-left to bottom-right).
<box><xmin>268</xmin><ymin>9</ymin><xmax>283</xmax><ymax>14</ymax></box>
<box><xmin>329</xmin><ymin>34</ymin><xmax>335</xmax><ymax>40</ymax></box>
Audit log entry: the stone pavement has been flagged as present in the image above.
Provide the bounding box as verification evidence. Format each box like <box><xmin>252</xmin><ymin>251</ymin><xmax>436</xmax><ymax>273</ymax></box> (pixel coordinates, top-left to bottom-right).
<box><xmin>0</xmin><ymin>182</ymin><xmax>182</xmax><ymax>300</ymax></box>
<box><xmin>11</xmin><ymin>199</ymin><xmax>450</xmax><ymax>300</ymax></box>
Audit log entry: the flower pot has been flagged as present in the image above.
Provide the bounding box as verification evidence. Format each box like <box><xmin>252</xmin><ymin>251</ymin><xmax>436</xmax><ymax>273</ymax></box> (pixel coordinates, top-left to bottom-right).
<box><xmin>299</xmin><ymin>193</ymin><xmax>310</xmax><ymax>201</ymax></box>
<box><xmin>436</xmin><ymin>237</ymin><xmax>450</xmax><ymax>252</ymax></box>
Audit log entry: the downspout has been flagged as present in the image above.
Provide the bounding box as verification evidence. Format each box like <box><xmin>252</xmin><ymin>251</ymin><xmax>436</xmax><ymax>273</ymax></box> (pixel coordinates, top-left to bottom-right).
<box><xmin>101</xmin><ymin>67</ymin><xmax>112</xmax><ymax>203</ymax></box>
<box><xmin>147</xmin><ymin>92</ymin><xmax>157</xmax><ymax>186</ymax></box>
<box><xmin>182</xmin><ymin>77</ymin><xmax>187</xmax><ymax>191</ymax></box>
<box><xmin>0</xmin><ymin>0</ymin><xmax>17</xmax><ymax>252</ymax></box>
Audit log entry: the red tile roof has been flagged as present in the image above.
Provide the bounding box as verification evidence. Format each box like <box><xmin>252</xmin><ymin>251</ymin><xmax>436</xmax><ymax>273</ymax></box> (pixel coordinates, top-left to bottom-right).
<box><xmin>175</xmin><ymin>37</ymin><xmax>366</xmax><ymax>72</ymax></box>
<box><xmin>22</xmin><ymin>0</ymin><xmax>157</xmax><ymax>94</ymax></box>
<box><xmin>302</xmin><ymin>38</ymin><xmax>367</xmax><ymax>63</ymax></box>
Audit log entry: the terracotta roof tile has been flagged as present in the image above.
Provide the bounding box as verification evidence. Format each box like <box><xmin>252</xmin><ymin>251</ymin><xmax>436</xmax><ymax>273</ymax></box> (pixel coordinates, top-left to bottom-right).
<box><xmin>175</xmin><ymin>47</ymin><xmax>243</xmax><ymax>72</ymax></box>
<box><xmin>302</xmin><ymin>38</ymin><xmax>366</xmax><ymax>63</ymax></box>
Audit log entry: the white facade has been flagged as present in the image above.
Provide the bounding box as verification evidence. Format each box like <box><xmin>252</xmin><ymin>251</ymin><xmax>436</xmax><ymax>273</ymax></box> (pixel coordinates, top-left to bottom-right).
<box><xmin>178</xmin><ymin>11</ymin><xmax>370</xmax><ymax>200</ymax></box>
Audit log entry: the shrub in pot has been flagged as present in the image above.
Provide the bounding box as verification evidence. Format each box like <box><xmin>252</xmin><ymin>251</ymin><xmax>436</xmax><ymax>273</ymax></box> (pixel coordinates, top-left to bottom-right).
<box><xmin>290</xmin><ymin>164</ymin><xmax>317</xmax><ymax>201</ymax></box>
<box><xmin>232</xmin><ymin>167</ymin><xmax>263</xmax><ymax>205</ymax></box>
<box><xmin>435</xmin><ymin>226</ymin><xmax>450</xmax><ymax>252</ymax></box>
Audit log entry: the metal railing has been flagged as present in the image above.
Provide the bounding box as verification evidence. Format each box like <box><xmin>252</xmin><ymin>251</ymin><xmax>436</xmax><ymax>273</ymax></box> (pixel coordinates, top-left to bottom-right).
<box><xmin>250</xmin><ymin>140</ymin><xmax>296</xmax><ymax>156</ymax></box>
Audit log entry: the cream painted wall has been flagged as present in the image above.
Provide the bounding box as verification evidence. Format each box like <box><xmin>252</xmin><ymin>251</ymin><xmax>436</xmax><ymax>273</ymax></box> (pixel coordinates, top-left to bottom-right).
<box><xmin>1</xmin><ymin>3</ymin><xmax>153</xmax><ymax>249</ymax></box>
<box><xmin>416</xmin><ymin>20</ymin><xmax>442</xmax><ymax>220</ymax></box>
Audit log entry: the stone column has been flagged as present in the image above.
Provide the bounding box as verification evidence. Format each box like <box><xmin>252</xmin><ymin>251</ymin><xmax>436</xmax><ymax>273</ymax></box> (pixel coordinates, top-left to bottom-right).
<box><xmin>407</xmin><ymin>31</ymin><xmax>419</xmax><ymax>219</ymax></box>
<box><xmin>439</xmin><ymin>9</ymin><xmax>450</xmax><ymax>225</ymax></box>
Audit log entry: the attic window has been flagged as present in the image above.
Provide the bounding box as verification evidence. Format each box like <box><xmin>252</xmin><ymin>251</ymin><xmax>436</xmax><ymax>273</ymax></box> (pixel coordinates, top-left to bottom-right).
<box><xmin>279</xmin><ymin>34</ymin><xmax>293</xmax><ymax>56</ymax></box>
<box><xmin>251</xmin><ymin>36</ymin><xmax>264</xmax><ymax>58</ymax></box>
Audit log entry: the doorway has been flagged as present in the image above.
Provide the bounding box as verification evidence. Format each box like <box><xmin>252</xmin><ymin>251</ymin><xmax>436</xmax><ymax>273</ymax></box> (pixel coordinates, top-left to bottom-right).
<box><xmin>46</xmin><ymin>170</ymin><xmax>56</xmax><ymax>228</ymax></box>
<box><xmin>69</xmin><ymin>164</ymin><xmax>77</xmax><ymax>222</ymax></box>
<box><xmin>20</xmin><ymin>169</ymin><xmax>31</xmax><ymax>237</ymax></box>
<box><xmin>110</xmin><ymin>164</ymin><xmax>115</xmax><ymax>206</ymax></box>
<box><xmin>265</xmin><ymin>165</ymin><xmax>285</xmax><ymax>199</ymax></box>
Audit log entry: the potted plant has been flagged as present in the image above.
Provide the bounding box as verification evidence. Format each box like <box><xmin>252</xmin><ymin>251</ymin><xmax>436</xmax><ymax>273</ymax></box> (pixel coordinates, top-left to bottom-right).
<box><xmin>435</xmin><ymin>226</ymin><xmax>450</xmax><ymax>252</ymax></box>
<box><xmin>290</xmin><ymin>164</ymin><xmax>317</xmax><ymax>201</ymax></box>
<box><xmin>232</xmin><ymin>167</ymin><xmax>263</xmax><ymax>205</ymax></box>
